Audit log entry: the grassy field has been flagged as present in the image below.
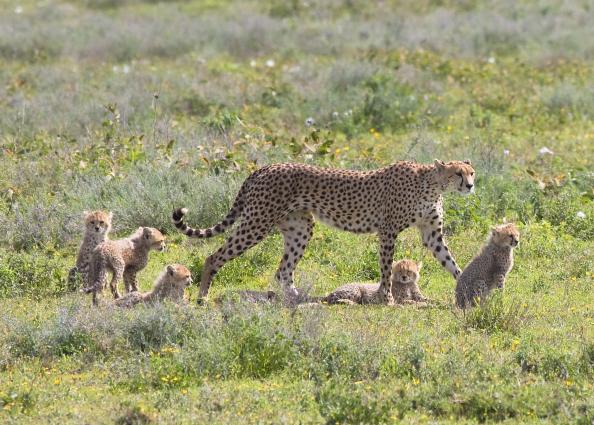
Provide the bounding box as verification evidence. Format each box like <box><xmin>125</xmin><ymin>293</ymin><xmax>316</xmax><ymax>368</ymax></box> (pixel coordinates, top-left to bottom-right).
<box><xmin>1</xmin><ymin>0</ymin><xmax>593</xmax><ymax>423</ymax></box>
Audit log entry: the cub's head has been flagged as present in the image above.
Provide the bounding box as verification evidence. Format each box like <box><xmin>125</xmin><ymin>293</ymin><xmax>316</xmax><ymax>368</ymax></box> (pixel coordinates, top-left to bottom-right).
<box><xmin>434</xmin><ymin>159</ymin><xmax>475</xmax><ymax>195</ymax></box>
<box><xmin>142</xmin><ymin>227</ymin><xmax>166</xmax><ymax>251</ymax></box>
<box><xmin>84</xmin><ymin>210</ymin><xmax>112</xmax><ymax>235</ymax></box>
<box><xmin>391</xmin><ymin>259</ymin><xmax>422</xmax><ymax>286</ymax></box>
<box><xmin>491</xmin><ymin>223</ymin><xmax>520</xmax><ymax>248</ymax></box>
<box><xmin>165</xmin><ymin>264</ymin><xmax>192</xmax><ymax>287</ymax></box>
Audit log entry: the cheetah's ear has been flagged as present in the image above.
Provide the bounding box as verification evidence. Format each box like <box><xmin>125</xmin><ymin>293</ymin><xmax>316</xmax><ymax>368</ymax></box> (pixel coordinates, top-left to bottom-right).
<box><xmin>463</xmin><ymin>159</ymin><xmax>472</xmax><ymax>165</ymax></box>
<box><xmin>417</xmin><ymin>261</ymin><xmax>423</xmax><ymax>270</ymax></box>
<box><xmin>142</xmin><ymin>227</ymin><xmax>152</xmax><ymax>239</ymax></box>
<box><xmin>434</xmin><ymin>159</ymin><xmax>446</xmax><ymax>170</ymax></box>
<box><xmin>82</xmin><ymin>210</ymin><xmax>90</xmax><ymax>217</ymax></box>
<box><xmin>167</xmin><ymin>265</ymin><xmax>175</xmax><ymax>276</ymax></box>
<box><xmin>108</xmin><ymin>211</ymin><xmax>113</xmax><ymax>220</ymax></box>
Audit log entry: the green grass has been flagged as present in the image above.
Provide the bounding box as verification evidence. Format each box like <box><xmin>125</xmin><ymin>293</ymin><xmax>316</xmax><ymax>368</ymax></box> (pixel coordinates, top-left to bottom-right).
<box><xmin>1</xmin><ymin>0</ymin><xmax>593</xmax><ymax>423</ymax></box>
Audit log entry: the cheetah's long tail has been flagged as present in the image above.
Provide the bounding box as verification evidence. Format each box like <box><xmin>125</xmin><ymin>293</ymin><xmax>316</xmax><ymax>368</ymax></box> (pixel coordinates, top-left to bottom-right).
<box><xmin>172</xmin><ymin>173</ymin><xmax>252</xmax><ymax>238</ymax></box>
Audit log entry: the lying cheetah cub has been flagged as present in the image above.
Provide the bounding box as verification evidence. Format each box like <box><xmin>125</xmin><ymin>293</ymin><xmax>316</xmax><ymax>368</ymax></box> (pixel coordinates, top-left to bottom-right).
<box><xmin>455</xmin><ymin>223</ymin><xmax>519</xmax><ymax>309</ymax></box>
<box><xmin>115</xmin><ymin>264</ymin><xmax>192</xmax><ymax>308</ymax></box>
<box><xmin>68</xmin><ymin>210</ymin><xmax>113</xmax><ymax>290</ymax></box>
<box><xmin>323</xmin><ymin>260</ymin><xmax>425</xmax><ymax>305</ymax></box>
<box><xmin>87</xmin><ymin>227</ymin><xmax>165</xmax><ymax>306</ymax></box>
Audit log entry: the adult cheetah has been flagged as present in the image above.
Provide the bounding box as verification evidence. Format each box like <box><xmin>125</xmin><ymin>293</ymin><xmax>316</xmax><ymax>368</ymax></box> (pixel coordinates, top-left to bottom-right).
<box><xmin>173</xmin><ymin>159</ymin><xmax>475</xmax><ymax>305</ymax></box>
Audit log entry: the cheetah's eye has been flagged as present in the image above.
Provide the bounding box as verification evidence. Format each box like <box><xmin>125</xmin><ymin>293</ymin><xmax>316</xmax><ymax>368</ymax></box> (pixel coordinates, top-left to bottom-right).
<box><xmin>90</xmin><ymin>221</ymin><xmax>95</xmax><ymax>225</ymax></box>
<box><xmin>99</xmin><ymin>221</ymin><xmax>104</xmax><ymax>225</ymax></box>
<box><xmin>470</xmin><ymin>172</ymin><xmax>474</xmax><ymax>176</ymax></box>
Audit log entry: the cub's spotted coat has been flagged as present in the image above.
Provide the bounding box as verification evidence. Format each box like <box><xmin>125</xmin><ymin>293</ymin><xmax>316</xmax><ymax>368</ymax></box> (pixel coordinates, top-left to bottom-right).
<box><xmin>87</xmin><ymin>227</ymin><xmax>165</xmax><ymax>305</ymax></box>
<box><xmin>173</xmin><ymin>160</ymin><xmax>475</xmax><ymax>304</ymax></box>
<box><xmin>455</xmin><ymin>223</ymin><xmax>519</xmax><ymax>308</ymax></box>
<box><xmin>115</xmin><ymin>264</ymin><xmax>192</xmax><ymax>308</ymax></box>
<box><xmin>68</xmin><ymin>210</ymin><xmax>112</xmax><ymax>290</ymax></box>
<box><xmin>323</xmin><ymin>259</ymin><xmax>425</xmax><ymax>305</ymax></box>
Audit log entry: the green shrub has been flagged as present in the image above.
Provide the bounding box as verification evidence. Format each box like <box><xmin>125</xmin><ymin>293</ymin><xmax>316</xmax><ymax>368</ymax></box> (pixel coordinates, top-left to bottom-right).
<box><xmin>456</xmin><ymin>291</ymin><xmax>531</xmax><ymax>334</ymax></box>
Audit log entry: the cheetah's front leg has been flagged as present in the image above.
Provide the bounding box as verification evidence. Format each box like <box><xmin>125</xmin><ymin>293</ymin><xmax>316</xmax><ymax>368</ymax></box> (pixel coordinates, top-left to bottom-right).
<box><xmin>378</xmin><ymin>232</ymin><xmax>396</xmax><ymax>305</ymax></box>
<box><xmin>420</xmin><ymin>225</ymin><xmax>461</xmax><ymax>279</ymax></box>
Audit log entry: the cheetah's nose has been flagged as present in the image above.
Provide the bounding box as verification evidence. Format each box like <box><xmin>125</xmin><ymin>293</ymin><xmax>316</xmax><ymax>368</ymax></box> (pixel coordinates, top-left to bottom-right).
<box><xmin>466</xmin><ymin>184</ymin><xmax>473</xmax><ymax>189</ymax></box>
<box><xmin>95</xmin><ymin>226</ymin><xmax>100</xmax><ymax>231</ymax></box>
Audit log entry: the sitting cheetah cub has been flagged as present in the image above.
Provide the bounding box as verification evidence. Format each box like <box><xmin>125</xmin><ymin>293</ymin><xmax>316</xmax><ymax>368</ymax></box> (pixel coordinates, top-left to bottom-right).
<box><xmin>68</xmin><ymin>210</ymin><xmax>113</xmax><ymax>290</ymax></box>
<box><xmin>455</xmin><ymin>223</ymin><xmax>519</xmax><ymax>309</ymax></box>
<box><xmin>323</xmin><ymin>259</ymin><xmax>425</xmax><ymax>305</ymax></box>
<box><xmin>115</xmin><ymin>264</ymin><xmax>192</xmax><ymax>308</ymax></box>
<box><xmin>87</xmin><ymin>227</ymin><xmax>165</xmax><ymax>306</ymax></box>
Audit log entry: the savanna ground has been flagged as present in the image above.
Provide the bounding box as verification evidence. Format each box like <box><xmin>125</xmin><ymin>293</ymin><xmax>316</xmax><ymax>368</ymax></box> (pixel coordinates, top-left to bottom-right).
<box><xmin>0</xmin><ymin>0</ymin><xmax>593</xmax><ymax>423</ymax></box>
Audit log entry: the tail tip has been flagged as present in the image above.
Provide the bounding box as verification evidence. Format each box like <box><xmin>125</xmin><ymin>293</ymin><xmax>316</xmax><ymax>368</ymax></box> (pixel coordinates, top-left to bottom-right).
<box><xmin>172</xmin><ymin>207</ymin><xmax>188</xmax><ymax>222</ymax></box>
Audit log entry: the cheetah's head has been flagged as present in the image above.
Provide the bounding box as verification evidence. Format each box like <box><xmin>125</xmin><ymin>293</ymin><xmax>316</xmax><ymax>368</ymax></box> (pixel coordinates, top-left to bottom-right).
<box><xmin>434</xmin><ymin>159</ymin><xmax>475</xmax><ymax>195</ymax></box>
<box><xmin>84</xmin><ymin>210</ymin><xmax>112</xmax><ymax>235</ymax></box>
<box><xmin>166</xmin><ymin>264</ymin><xmax>193</xmax><ymax>287</ymax></box>
<box><xmin>142</xmin><ymin>227</ymin><xmax>166</xmax><ymax>251</ymax></box>
<box><xmin>391</xmin><ymin>259</ymin><xmax>422</xmax><ymax>286</ymax></box>
<box><xmin>491</xmin><ymin>223</ymin><xmax>520</xmax><ymax>248</ymax></box>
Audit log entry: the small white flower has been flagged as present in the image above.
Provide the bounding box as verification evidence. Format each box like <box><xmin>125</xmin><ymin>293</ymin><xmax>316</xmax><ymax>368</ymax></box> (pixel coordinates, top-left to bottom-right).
<box><xmin>122</xmin><ymin>65</ymin><xmax>130</xmax><ymax>74</ymax></box>
<box><xmin>265</xmin><ymin>59</ymin><xmax>275</xmax><ymax>68</ymax></box>
<box><xmin>576</xmin><ymin>211</ymin><xmax>586</xmax><ymax>219</ymax></box>
<box><xmin>112</xmin><ymin>65</ymin><xmax>119</xmax><ymax>73</ymax></box>
<box><xmin>487</xmin><ymin>56</ymin><xmax>496</xmax><ymax>64</ymax></box>
<box><xmin>15</xmin><ymin>6</ymin><xmax>23</xmax><ymax>14</ymax></box>
<box><xmin>503</xmin><ymin>149</ymin><xmax>510</xmax><ymax>156</ymax></box>
<box><xmin>539</xmin><ymin>147</ymin><xmax>554</xmax><ymax>155</ymax></box>
<box><xmin>305</xmin><ymin>117</ymin><xmax>315</xmax><ymax>127</ymax></box>
<box><xmin>332</xmin><ymin>111</ymin><xmax>339</xmax><ymax>119</ymax></box>
<box><xmin>249</xmin><ymin>60</ymin><xmax>257</xmax><ymax>67</ymax></box>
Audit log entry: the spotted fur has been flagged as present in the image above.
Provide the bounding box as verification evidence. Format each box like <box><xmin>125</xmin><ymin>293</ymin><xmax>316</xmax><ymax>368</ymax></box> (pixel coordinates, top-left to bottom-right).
<box><xmin>173</xmin><ymin>159</ymin><xmax>475</xmax><ymax>305</ymax></box>
<box><xmin>322</xmin><ymin>259</ymin><xmax>425</xmax><ymax>305</ymax></box>
<box><xmin>67</xmin><ymin>210</ymin><xmax>113</xmax><ymax>290</ymax></box>
<box><xmin>87</xmin><ymin>227</ymin><xmax>166</xmax><ymax>306</ymax></box>
<box><xmin>455</xmin><ymin>223</ymin><xmax>519</xmax><ymax>309</ymax></box>
<box><xmin>115</xmin><ymin>264</ymin><xmax>191</xmax><ymax>308</ymax></box>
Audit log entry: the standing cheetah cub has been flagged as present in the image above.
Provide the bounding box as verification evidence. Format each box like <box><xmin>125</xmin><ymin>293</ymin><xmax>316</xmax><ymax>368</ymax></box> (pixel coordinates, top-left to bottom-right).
<box><xmin>323</xmin><ymin>260</ymin><xmax>425</xmax><ymax>305</ymax></box>
<box><xmin>68</xmin><ymin>210</ymin><xmax>113</xmax><ymax>290</ymax></box>
<box><xmin>115</xmin><ymin>264</ymin><xmax>192</xmax><ymax>308</ymax></box>
<box><xmin>87</xmin><ymin>227</ymin><xmax>165</xmax><ymax>306</ymax></box>
<box><xmin>455</xmin><ymin>223</ymin><xmax>519</xmax><ymax>309</ymax></box>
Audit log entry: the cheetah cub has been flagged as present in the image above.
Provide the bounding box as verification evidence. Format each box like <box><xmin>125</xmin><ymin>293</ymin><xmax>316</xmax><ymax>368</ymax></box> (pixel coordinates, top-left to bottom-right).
<box><xmin>323</xmin><ymin>260</ymin><xmax>425</xmax><ymax>305</ymax></box>
<box><xmin>87</xmin><ymin>227</ymin><xmax>165</xmax><ymax>306</ymax></box>
<box><xmin>455</xmin><ymin>223</ymin><xmax>519</xmax><ymax>309</ymax></box>
<box><xmin>68</xmin><ymin>210</ymin><xmax>113</xmax><ymax>290</ymax></box>
<box><xmin>115</xmin><ymin>264</ymin><xmax>192</xmax><ymax>308</ymax></box>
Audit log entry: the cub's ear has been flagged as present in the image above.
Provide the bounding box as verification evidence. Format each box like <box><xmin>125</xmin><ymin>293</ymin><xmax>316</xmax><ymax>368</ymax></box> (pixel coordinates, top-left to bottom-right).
<box><xmin>82</xmin><ymin>210</ymin><xmax>90</xmax><ymax>217</ymax></box>
<box><xmin>108</xmin><ymin>211</ymin><xmax>113</xmax><ymax>220</ymax></box>
<box><xmin>142</xmin><ymin>227</ymin><xmax>152</xmax><ymax>239</ymax></box>
<box><xmin>434</xmin><ymin>159</ymin><xmax>446</xmax><ymax>169</ymax></box>
<box><xmin>463</xmin><ymin>159</ymin><xmax>472</xmax><ymax>165</ymax></box>
<box><xmin>417</xmin><ymin>261</ymin><xmax>423</xmax><ymax>270</ymax></box>
<box><xmin>167</xmin><ymin>265</ymin><xmax>175</xmax><ymax>276</ymax></box>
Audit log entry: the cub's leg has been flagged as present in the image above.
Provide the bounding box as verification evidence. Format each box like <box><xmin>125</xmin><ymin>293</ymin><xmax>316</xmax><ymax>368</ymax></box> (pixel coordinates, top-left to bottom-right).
<box><xmin>109</xmin><ymin>259</ymin><xmax>125</xmax><ymax>299</ymax></box>
<box><xmin>275</xmin><ymin>211</ymin><xmax>314</xmax><ymax>297</ymax></box>
<box><xmin>199</xmin><ymin>219</ymin><xmax>273</xmax><ymax>300</ymax></box>
<box><xmin>409</xmin><ymin>284</ymin><xmax>428</xmax><ymax>302</ymax></box>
